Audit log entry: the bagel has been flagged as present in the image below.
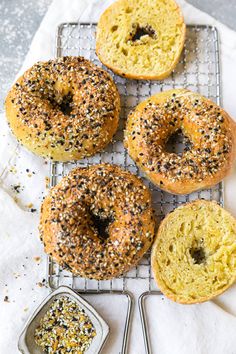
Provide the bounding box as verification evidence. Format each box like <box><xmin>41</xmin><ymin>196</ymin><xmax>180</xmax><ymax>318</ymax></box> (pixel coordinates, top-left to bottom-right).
<box><xmin>151</xmin><ymin>200</ymin><xmax>236</xmax><ymax>304</ymax></box>
<box><xmin>5</xmin><ymin>56</ymin><xmax>120</xmax><ymax>161</ymax></box>
<box><xmin>124</xmin><ymin>89</ymin><xmax>236</xmax><ymax>194</ymax></box>
<box><xmin>39</xmin><ymin>164</ymin><xmax>155</xmax><ymax>280</ymax></box>
<box><xmin>96</xmin><ymin>0</ymin><xmax>185</xmax><ymax>79</ymax></box>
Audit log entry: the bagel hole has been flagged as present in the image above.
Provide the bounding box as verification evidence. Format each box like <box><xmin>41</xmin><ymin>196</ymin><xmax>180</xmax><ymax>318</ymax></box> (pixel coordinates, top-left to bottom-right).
<box><xmin>165</xmin><ymin>130</ymin><xmax>193</xmax><ymax>156</ymax></box>
<box><xmin>90</xmin><ymin>212</ymin><xmax>114</xmax><ymax>241</ymax></box>
<box><xmin>58</xmin><ymin>93</ymin><xmax>73</xmax><ymax>115</ymax></box>
<box><xmin>48</xmin><ymin>92</ymin><xmax>74</xmax><ymax>115</ymax></box>
<box><xmin>49</xmin><ymin>93</ymin><xmax>73</xmax><ymax>115</ymax></box>
<box><xmin>190</xmin><ymin>247</ymin><xmax>206</xmax><ymax>265</ymax></box>
<box><xmin>130</xmin><ymin>24</ymin><xmax>156</xmax><ymax>42</ymax></box>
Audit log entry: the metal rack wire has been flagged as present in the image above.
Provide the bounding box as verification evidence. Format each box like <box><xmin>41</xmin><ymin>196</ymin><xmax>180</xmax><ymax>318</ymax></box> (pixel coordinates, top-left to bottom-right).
<box><xmin>47</xmin><ymin>23</ymin><xmax>222</xmax><ymax>354</ymax></box>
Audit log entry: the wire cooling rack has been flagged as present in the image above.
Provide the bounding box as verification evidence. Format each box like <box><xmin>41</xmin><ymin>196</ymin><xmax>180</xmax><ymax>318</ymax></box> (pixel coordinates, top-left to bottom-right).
<box><xmin>47</xmin><ymin>23</ymin><xmax>222</xmax><ymax>354</ymax></box>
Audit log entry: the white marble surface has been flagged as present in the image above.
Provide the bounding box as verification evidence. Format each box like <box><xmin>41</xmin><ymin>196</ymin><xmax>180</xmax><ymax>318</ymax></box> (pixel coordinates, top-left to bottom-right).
<box><xmin>188</xmin><ymin>0</ymin><xmax>236</xmax><ymax>31</ymax></box>
<box><xmin>0</xmin><ymin>0</ymin><xmax>51</xmax><ymax>110</ymax></box>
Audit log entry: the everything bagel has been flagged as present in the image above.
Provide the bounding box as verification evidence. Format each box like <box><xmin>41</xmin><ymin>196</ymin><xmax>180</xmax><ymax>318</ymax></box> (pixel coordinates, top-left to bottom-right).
<box><xmin>5</xmin><ymin>56</ymin><xmax>120</xmax><ymax>161</ymax></box>
<box><xmin>124</xmin><ymin>89</ymin><xmax>236</xmax><ymax>194</ymax></box>
<box><xmin>39</xmin><ymin>164</ymin><xmax>155</xmax><ymax>280</ymax></box>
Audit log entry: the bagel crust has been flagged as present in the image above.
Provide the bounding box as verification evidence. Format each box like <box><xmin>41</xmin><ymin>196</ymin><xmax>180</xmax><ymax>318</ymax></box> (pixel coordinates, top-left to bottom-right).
<box><xmin>5</xmin><ymin>56</ymin><xmax>120</xmax><ymax>161</ymax></box>
<box><xmin>39</xmin><ymin>164</ymin><xmax>155</xmax><ymax>280</ymax></box>
<box><xmin>124</xmin><ymin>89</ymin><xmax>236</xmax><ymax>194</ymax></box>
<box><xmin>96</xmin><ymin>0</ymin><xmax>185</xmax><ymax>79</ymax></box>
<box><xmin>151</xmin><ymin>200</ymin><xmax>236</xmax><ymax>304</ymax></box>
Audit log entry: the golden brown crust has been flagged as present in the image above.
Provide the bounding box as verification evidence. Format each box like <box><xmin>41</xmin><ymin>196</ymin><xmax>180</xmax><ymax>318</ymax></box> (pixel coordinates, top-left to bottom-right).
<box><xmin>151</xmin><ymin>200</ymin><xmax>236</xmax><ymax>304</ymax></box>
<box><xmin>5</xmin><ymin>56</ymin><xmax>120</xmax><ymax>161</ymax></box>
<box><xmin>124</xmin><ymin>89</ymin><xmax>236</xmax><ymax>194</ymax></box>
<box><xmin>96</xmin><ymin>0</ymin><xmax>186</xmax><ymax>80</ymax></box>
<box><xmin>39</xmin><ymin>164</ymin><xmax>155</xmax><ymax>280</ymax></box>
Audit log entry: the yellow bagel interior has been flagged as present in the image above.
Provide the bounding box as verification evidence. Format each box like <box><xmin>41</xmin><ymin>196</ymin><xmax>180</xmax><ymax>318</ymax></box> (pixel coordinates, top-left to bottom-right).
<box><xmin>96</xmin><ymin>0</ymin><xmax>186</xmax><ymax>79</ymax></box>
<box><xmin>151</xmin><ymin>200</ymin><xmax>236</xmax><ymax>304</ymax></box>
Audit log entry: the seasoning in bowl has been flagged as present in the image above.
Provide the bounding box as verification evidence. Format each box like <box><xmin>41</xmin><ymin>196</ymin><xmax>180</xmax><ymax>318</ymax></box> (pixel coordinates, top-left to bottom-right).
<box><xmin>34</xmin><ymin>296</ymin><xmax>96</xmax><ymax>353</ymax></box>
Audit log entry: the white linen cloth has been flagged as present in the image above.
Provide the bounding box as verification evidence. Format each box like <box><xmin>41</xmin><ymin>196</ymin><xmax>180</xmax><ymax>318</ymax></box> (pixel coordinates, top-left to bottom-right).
<box><xmin>0</xmin><ymin>0</ymin><xmax>236</xmax><ymax>353</ymax></box>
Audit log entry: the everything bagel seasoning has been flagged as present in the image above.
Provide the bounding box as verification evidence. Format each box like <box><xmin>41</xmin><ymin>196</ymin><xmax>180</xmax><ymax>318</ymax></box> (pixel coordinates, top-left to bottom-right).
<box><xmin>34</xmin><ymin>296</ymin><xmax>96</xmax><ymax>353</ymax></box>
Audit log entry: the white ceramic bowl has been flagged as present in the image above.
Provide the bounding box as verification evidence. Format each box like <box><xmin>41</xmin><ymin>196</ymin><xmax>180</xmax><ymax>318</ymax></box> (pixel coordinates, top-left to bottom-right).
<box><xmin>18</xmin><ymin>286</ymin><xmax>109</xmax><ymax>354</ymax></box>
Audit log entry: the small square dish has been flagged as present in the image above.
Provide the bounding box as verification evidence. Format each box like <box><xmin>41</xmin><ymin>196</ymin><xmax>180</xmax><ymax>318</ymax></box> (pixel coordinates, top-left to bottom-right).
<box><xmin>18</xmin><ymin>286</ymin><xmax>109</xmax><ymax>354</ymax></box>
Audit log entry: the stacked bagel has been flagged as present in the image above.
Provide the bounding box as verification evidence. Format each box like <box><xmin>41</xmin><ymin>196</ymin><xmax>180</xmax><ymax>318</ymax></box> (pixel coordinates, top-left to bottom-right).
<box><xmin>5</xmin><ymin>0</ymin><xmax>236</xmax><ymax>304</ymax></box>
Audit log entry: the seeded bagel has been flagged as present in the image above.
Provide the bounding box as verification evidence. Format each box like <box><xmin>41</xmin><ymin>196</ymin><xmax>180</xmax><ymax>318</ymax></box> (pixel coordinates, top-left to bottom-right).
<box><xmin>96</xmin><ymin>0</ymin><xmax>186</xmax><ymax>79</ymax></box>
<box><xmin>5</xmin><ymin>56</ymin><xmax>120</xmax><ymax>161</ymax></box>
<box><xmin>151</xmin><ymin>200</ymin><xmax>236</xmax><ymax>304</ymax></box>
<box><xmin>39</xmin><ymin>164</ymin><xmax>155</xmax><ymax>280</ymax></box>
<box><xmin>124</xmin><ymin>89</ymin><xmax>236</xmax><ymax>194</ymax></box>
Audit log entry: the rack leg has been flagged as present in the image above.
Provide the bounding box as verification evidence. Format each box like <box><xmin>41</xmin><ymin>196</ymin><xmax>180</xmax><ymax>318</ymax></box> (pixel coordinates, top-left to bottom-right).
<box><xmin>121</xmin><ymin>291</ymin><xmax>134</xmax><ymax>354</ymax></box>
<box><xmin>76</xmin><ymin>290</ymin><xmax>134</xmax><ymax>354</ymax></box>
<box><xmin>138</xmin><ymin>291</ymin><xmax>163</xmax><ymax>354</ymax></box>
